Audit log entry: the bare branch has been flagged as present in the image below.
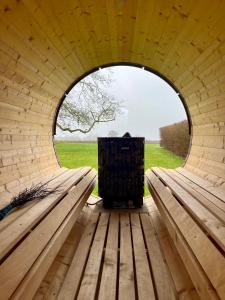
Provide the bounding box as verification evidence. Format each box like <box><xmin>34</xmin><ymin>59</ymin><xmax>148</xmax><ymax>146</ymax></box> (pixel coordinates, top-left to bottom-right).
<box><xmin>57</xmin><ymin>69</ymin><xmax>123</xmax><ymax>135</ymax></box>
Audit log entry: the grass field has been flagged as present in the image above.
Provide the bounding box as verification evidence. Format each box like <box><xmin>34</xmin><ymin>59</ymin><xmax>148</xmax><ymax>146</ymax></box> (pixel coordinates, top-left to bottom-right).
<box><xmin>55</xmin><ymin>142</ymin><xmax>184</xmax><ymax>195</ymax></box>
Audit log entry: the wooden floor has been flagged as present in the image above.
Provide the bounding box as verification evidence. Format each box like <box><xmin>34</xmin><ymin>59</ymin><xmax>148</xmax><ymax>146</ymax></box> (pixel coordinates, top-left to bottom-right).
<box><xmin>34</xmin><ymin>198</ymin><xmax>200</xmax><ymax>300</ymax></box>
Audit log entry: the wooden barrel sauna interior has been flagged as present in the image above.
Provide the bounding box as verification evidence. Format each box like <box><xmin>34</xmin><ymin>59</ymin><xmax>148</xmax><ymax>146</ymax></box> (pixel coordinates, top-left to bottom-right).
<box><xmin>1</xmin><ymin>0</ymin><xmax>225</xmax><ymax>191</ymax></box>
<box><xmin>1</xmin><ymin>1</ymin><xmax>225</xmax><ymax>299</ymax></box>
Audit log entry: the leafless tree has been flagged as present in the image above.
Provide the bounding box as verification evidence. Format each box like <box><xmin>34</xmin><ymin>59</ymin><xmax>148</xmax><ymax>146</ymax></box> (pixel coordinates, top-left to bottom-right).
<box><xmin>57</xmin><ymin>70</ymin><xmax>122</xmax><ymax>134</ymax></box>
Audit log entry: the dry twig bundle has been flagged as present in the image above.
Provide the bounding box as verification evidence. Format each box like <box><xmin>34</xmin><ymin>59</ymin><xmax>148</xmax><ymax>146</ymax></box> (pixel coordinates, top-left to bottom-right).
<box><xmin>0</xmin><ymin>181</ymin><xmax>61</xmax><ymax>221</ymax></box>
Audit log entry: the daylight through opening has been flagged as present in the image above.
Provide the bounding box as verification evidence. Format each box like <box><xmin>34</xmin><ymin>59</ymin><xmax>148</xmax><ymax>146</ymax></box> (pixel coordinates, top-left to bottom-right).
<box><xmin>54</xmin><ymin>65</ymin><xmax>190</xmax><ymax>195</ymax></box>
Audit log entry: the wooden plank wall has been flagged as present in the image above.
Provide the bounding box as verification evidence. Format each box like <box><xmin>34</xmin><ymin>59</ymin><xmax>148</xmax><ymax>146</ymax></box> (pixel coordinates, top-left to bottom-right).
<box><xmin>0</xmin><ymin>0</ymin><xmax>225</xmax><ymax>193</ymax></box>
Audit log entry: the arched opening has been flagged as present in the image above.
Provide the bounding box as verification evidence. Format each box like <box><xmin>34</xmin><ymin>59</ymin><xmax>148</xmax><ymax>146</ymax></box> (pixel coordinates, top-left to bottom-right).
<box><xmin>54</xmin><ymin>64</ymin><xmax>191</xmax><ymax>195</ymax></box>
<box><xmin>53</xmin><ymin>62</ymin><xmax>192</xmax><ymax>136</ymax></box>
<box><xmin>0</xmin><ymin>0</ymin><xmax>224</xmax><ymax>191</ymax></box>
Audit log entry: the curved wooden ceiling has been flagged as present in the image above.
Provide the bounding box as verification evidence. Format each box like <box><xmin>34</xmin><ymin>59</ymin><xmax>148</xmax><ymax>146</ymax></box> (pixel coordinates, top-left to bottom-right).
<box><xmin>0</xmin><ymin>0</ymin><xmax>225</xmax><ymax>194</ymax></box>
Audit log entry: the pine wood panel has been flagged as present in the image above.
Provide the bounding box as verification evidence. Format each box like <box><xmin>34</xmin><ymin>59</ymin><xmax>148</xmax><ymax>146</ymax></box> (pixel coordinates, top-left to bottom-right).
<box><xmin>0</xmin><ymin>167</ymin><xmax>92</xmax><ymax>260</ymax></box>
<box><xmin>119</xmin><ymin>213</ymin><xmax>136</xmax><ymax>299</ymax></box>
<box><xmin>34</xmin><ymin>205</ymin><xmax>93</xmax><ymax>300</ymax></box>
<box><xmin>57</xmin><ymin>213</ymin><xmax>99</xmax><ymax>300</ymax></box>
<box><xmin>146</xmin><ymin>201</ymin><xmax>200</xmax><ymax>300</ymax></box>
<box><xmin>0</xmin><ymin>0</ymin><xmax>225</xmax><ymax>191</ymax></box>
<box><xmin>0</xmin><ymin>168</ymin><xmax>96</xmax><ymax>299</ymax></box>
<box><xmin>13</xmin><ymin>180</ymin><xmax>95</xmax><ymax>300</ymax></box>
<box><xmin>98</xmin><ymin>213</ymin><xmax>119</xmax><ymax>300</ymax></box>
<box><xmin>140</xmin><ymin>213</ymin><xmax>176</xmax><ymax>300</ymax></box>
<box><xmin>131</xmin><ymin>213</ymin><xmax>155</xmax><ymax>299</ymax></box>
<box><xmin>152</xmin><ymin>167</ymin><xmax>225</xmax><ymax>252</ymax></box>
<box><xmin>38</xmin><ymin>201</ymin><xmax>201</xmax><ymax>299</ymax></box>
<box><xmin>146</xmin><ymin>170</ymin><xmax>220</xmax><ymax>300</ymax></box>
<box><xmin>146</xmin><ymin>168</ymin><xmax>225</xmax><ymax>300</ymax></box>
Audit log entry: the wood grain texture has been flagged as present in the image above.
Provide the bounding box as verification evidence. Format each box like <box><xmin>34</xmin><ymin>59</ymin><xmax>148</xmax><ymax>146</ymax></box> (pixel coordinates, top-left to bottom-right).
<box><xmin>34</xmin><ymin>201</ymin><xmax>200</xmax><ymax>299</ymax></box>
<box><xmin>12</xmin><ymin>180</ymin><xmax>96</xmax><ymax>300</ymax></box>
<box><xmin>146</xmin><ymin>201</ymin><xmax>200</xmax><ymax>300</ymax></box>
<box><xmin>146</xmin><ymin>169</ymin><xmax>224</xmax><ymax>300</ymax></box>
<box><xmin>98</xmin><ymin>213</ymin><xmax>119</xmax><ymax>300</ymax></box>
<box><xmin>0</xmin><ymin>169</ymin><xmax>96</xmax><ymax>299</ymax></box>
<box><xmin>1</xmin><ymin>3</ymin><xmax>225</xmax><ymax>298</ymax></box>
<box><xmin>77</xmin><ymin>213</ymin><xmax>109</xmax><ymax>300</ymax></box>
<box><xmin>0</xmin><ymin>167</ymin><xmax>91</xmax><ymax>260</ymax></box>
<box><xmin>0</xmin><ymin>0</ymin><xmax>225</xmax><ymax>190</ymax></box>
<box><xmin>46</xmin><ymin>212</ymin><xmax>99</xmax><ymax>300</ymax></box>
<box><xmin>152</xmin><ymin>167</ymin><xmax>225</xmax><ymax>252</ymax></box>
<box><xmin>119</xmin><ymin>213</ymin><xmax>136</xmax><ymax>300</ymax></box>
<box><xmin>140</xmin><ymin>213</ymin><xmax>176</xmax><ymax>300</ymax></box>
<box><xmin>131</xmin><ymin>213</ymin><xmax>156</xmax><ymax>300</ymax></box>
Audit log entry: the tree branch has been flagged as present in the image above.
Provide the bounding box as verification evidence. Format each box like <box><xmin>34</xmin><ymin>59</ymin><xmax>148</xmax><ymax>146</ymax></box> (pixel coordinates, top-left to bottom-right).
<box><xmin>56</xmin><ymin>70</ymin><xmax>122</xmax><ymax>135</ymax></box>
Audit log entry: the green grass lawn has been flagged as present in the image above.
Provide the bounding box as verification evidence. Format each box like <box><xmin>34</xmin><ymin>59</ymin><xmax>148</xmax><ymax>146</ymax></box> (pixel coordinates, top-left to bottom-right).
<box><xmin>55</xmin><ymin>142</ymin><xmax>184</xmax><ymax>195</ymax></box>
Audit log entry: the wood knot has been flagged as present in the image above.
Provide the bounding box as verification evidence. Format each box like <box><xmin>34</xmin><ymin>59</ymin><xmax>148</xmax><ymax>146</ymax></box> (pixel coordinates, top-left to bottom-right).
<box><xmin>4</xmin><ymin>6</ymin><xmax>10</xmax><ymax>12</ymax></box>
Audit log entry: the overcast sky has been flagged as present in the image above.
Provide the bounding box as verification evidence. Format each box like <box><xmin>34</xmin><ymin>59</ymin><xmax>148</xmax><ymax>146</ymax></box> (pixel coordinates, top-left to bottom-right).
<box><xmin>56</xmin><ymin>66</ymin><xmax>187</xmax><ymax>140</ymax></box>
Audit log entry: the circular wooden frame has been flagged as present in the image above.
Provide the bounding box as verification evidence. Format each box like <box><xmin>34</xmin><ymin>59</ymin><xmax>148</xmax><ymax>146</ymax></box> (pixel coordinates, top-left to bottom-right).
<box><xmin>0</xmin><ymin>0</ymin><xmax>225</xmax><ymax>190</ymax></box>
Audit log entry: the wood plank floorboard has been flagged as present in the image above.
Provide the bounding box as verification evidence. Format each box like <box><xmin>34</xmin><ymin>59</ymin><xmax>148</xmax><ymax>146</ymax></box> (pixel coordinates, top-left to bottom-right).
<box><xmin>36</xmin><ymin>198</ymin><xmax>200</xmax><ymax>299</ymax></box>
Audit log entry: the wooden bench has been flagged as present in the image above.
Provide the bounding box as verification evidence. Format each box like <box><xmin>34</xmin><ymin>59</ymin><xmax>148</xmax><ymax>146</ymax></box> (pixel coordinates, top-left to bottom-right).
<box><xmin>35</xmin><ymin>206</ymin><xmax>199</xmax><ymax>300</ymax></box>
<box><xmin>0</xmin><ymin>166</ymin><xmax>96</xmax><ymax>299</ymax></box>
<box><xmin>146</xmin><ymin>167</ymin><xmax>225</xmax><ymax>300</ymax></box>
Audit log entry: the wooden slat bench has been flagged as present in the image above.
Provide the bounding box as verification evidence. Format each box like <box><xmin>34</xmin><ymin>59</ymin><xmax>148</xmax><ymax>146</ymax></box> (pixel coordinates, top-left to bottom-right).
<box><xmin>146</xmin><ymin>167</ymin><xmax>225</xmax><ymax>300</ymax></box>
<box><xmin>0</xmin><ymin>166</ymin><xmax>96</xmax><ymax>300</ymax></box>
<box><xmin>36</xmin><ymin>208</ymin><xmax>200</xmax><ymax>300</ymax></box>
